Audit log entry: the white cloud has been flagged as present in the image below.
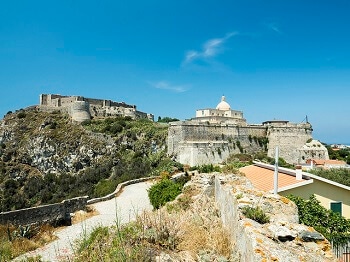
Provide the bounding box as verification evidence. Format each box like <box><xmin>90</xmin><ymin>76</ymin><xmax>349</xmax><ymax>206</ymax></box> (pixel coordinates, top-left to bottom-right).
<box><xmin>266</xmin><ymin>22</ymin><xmax>282</xmax><ymax>34</ymax></box>
<box><xmin>184</xmin><ymin>32</ymin><xmax>238</xmax><ymax>64</ymax></box>
<box><xmin>150</xmin><ymin>81</ymin><xmax>189</xmax><ymax>93</ymax></box>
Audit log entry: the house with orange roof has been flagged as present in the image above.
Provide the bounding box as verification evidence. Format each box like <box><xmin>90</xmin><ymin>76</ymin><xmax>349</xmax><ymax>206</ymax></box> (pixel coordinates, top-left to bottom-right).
<box><xmin>305</xmin><ymin>159</ymin><xmax>347</xmax><ymax>169</ymax></box>
<box><xmin>239</xmin><ymin>161</ymin><xmax>350</xmax><ymax>219</ymax></box>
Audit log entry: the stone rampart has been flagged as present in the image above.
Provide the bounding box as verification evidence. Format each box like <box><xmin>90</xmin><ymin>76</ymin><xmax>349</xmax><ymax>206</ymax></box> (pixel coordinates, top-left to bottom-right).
<box><xmin>0</xmin><ymin>196</ymin><xmax>88</xmax><ymax>226</ymax></box>
<box><xmin>266</xmin><ymin>122</ymin><xmax>313</xmax><ymax>164</ymax></box>
<box><xmin>39</xmin><ymin>94</ymin><xmax>154</xmax><ymax>121</ymax></box>
<box><xmin>214</xmin><ymin>174</ymin><xmax>336</xmax><ymax>261</ymax></box>
<box><xmin>168</xmin><ymin>122</ymin><xmax>267</xmax><ymax>166</ymax></box>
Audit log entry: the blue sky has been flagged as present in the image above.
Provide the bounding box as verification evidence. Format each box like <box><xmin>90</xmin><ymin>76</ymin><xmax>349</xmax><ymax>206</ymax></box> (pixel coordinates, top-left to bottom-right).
<box><xmin>0</xmin><ymin>0</ymin><xmax>349</xmax><ymax>144</ymax></box>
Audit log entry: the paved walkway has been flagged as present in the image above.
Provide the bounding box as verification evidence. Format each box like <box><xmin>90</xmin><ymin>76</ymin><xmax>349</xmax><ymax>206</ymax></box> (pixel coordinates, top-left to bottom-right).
<box><xmin>14</xmin><ymin>181</ymin><xmax>153</xmax><ymax>262</ymax></box>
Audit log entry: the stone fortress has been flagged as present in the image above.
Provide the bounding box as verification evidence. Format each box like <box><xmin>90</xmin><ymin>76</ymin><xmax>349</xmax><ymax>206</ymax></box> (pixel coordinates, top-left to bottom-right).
<box><xmin>39</xmin><ymin>94</ymin><xmax>154</xmax><ymax>122</ymax></box>
<box><xmin>168</xmin><ymin>96</ymin><xmax>329</xmax><ymax>166</ymax></box>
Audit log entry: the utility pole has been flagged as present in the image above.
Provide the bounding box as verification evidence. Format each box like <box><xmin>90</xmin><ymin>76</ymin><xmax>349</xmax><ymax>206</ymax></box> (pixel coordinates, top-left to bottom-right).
<box><xmin>273</xmin><ymin>146</ymin><xmax>279</xmax><ymax>195</ymax></box>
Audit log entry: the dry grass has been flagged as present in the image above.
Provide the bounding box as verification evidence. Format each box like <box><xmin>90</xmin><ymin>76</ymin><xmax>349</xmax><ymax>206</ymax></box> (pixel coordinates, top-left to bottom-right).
<box><xmin>0</xmin><ymin>224</ymin><xmax>57</xmax><ymax>260</ymax></box>
<box><xmin>72</xmin><ymin>207</ymin><xmax>99</xmax><ymax>224</ymax></box>
<box><xmin>73</xmin><ymin>183</ymin><xmax>233</xmax><ymax>261</ymax></box>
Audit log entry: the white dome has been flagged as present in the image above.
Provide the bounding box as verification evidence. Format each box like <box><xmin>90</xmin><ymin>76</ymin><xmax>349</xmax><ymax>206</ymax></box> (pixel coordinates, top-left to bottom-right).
<box><xmin>216</xmin><ymin>96</ymin><xmax>231</xmax><ymax>111</ymax></box>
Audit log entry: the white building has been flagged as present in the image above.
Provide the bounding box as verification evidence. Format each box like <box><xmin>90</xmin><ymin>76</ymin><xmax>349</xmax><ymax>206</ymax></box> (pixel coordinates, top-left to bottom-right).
<box><xmin>194</xmin><ymin>96</ymin><xmax>247</xmax><ymax>125</ymax></box>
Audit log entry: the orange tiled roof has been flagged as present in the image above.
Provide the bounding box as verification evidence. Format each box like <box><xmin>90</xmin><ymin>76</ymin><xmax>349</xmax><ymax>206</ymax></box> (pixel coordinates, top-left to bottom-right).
<box><xmin>239</xmin><ymin>165</ymin><xmax>308</xmax><ymax>192</ymax></box>
<box><xmin>307</xmin><ymin>159</ymin><xmax>346</xmax><ymax>166</ymax></box>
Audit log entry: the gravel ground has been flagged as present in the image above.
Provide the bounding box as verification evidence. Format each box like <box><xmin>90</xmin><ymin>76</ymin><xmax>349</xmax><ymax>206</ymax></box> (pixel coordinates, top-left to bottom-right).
<box><xmin>14</xmin><ymin>181</ymin><xmax>153</xmax><ymax>262</ymax></box>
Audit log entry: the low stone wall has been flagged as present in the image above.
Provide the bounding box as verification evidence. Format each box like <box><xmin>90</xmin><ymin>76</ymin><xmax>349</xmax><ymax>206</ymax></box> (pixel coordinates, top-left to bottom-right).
<box><xmin>87</xmin><ymin>176</ymin><xmax>159</xmax><ymax>204</ymax></box>
<box><xmin>0</xmin><ymin>176</ymin><xmax>158</xmax><ymax>226</ymax></box>
<box><xmin>214</xmin><ymin>174</ymin><xmax>337</xmax><ymax>261</ymax></box>
<box><xmin>0</xmin><ymin>196</ymin><xmax>88</xmax><ymax>226</ymax></box>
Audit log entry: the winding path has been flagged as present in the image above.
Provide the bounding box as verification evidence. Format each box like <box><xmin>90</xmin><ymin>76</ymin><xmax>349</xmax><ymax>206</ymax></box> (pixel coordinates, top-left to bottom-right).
<box><xmin>14</xmin><ymin>181</ymin><xmax>153</xmax><ymax>262</ymax></box>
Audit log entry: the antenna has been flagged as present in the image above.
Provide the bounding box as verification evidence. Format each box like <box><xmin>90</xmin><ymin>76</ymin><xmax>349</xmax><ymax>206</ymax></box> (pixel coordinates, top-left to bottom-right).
<box><xmin>301</xmin><ymin>115</ymin><xmax>309</xmax><ymax>123</ymax></box>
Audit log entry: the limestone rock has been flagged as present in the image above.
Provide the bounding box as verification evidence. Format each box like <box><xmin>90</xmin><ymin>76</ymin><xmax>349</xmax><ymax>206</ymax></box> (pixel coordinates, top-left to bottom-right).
<box><xmin>300</xmin><ymin>231</ymin><xmax>325</xmax><ymax>242</ymax></box>
<box><xmin>267</xmin><ymin>224</ymin><xmax>296</xmax><ymax>242</ymax></box>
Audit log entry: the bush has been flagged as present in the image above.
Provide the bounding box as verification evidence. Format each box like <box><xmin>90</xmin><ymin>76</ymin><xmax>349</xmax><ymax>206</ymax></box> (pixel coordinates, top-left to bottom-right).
<box><xmin>17</xmin><ymin>111</ymin><xmax>26</xmax><ymax>119</ymax></box>
<box><xmin>242</xmin><ymin>206</ymin><xmax>270</xmax><ymax>224</ymax></box>
<box><xmin>148</xmin><ymin>179</ymin><xmax>182</xmax><ymax>209</ymax></box>
<box><xmin>287</xmin><ymin>194</ymin><xmax>350</xmax><ymax>246</ymax></box>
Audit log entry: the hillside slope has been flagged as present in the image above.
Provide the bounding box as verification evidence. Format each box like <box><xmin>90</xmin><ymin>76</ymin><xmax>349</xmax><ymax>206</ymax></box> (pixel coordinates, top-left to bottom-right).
<box><xmin>0</xmin><ymin>108</ymin><xmax>170</xmax><ymax>212</ymax></box>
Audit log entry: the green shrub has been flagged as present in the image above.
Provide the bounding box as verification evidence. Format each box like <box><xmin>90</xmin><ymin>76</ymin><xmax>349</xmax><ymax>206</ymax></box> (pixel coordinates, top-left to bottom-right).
<box><xmin>287</xmin><ymin>194</ymin><xmax>350</xmax><ymax>246</ymax></box>
<box><xmin>148</xmin><ymin>179</ymin><xmax>182</xmax><ymax>209</ymax></box>
<box><xmin>242</xmin><ymin>206</ymin><xmax>270</xmax><ymax>224</ymax></box>
<box><xmin>17</xmin><ymin>111</ymin><xmax>26</xmax><ymax>119</ymax></box>
<box><xmin>93</xmin><ymin>179</ymin><xmax>118</xmax><ymax>197</ymax></box>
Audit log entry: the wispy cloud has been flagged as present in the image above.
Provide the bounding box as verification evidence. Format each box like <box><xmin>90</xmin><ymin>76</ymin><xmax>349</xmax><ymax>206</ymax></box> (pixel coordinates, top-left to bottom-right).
<box><xmin>150</xmin><ymin>81</ymin><xmax>189</xmax><ymax>93</ymax></box>
<box><xmin>266</xmin><ymin>22</ymin><xmax>282</xmax><ymax>35</ymax></box>
<box><xmin>183</xmin><ymin>32</ymin><xmax>238</xmax><ymax>64</ymax></box>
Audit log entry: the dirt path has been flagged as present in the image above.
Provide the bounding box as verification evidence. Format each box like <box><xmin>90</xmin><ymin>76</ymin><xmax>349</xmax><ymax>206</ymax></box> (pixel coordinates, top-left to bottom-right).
<box><xmin>14</xmin><ymin>181</ymin><xmax>153</xmax><ymax>262</ymax></box>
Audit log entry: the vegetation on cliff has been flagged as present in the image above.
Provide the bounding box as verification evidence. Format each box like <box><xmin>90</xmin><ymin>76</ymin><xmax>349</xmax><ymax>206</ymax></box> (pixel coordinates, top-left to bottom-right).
<box><xmin>287</xmin><ymin>194</ymin><xmax>350</xmax><ymax>246</ymax></box>
<box><xmin>0</xmin><ymin>108</ymin><xmax>173</xmax><ymax>212</ymax></box>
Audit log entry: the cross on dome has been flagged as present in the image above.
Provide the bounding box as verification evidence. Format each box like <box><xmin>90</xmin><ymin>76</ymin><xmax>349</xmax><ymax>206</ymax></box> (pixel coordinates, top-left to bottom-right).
<box><xmin>216</xmin><ymin>95</ymin><xmax>231</xmax><ymax>111</ymax></box>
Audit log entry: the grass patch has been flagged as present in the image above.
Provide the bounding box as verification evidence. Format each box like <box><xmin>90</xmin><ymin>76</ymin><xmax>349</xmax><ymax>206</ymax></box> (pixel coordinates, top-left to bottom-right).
<box><xmin>0</xmin><ymin>224</ymin><xmax>56</xmax><ymax>260</ymax></box>
<box><xmin>242</xmin><ymin>206</ymin><xmax>270</xmax><ymax>224</ymax></box>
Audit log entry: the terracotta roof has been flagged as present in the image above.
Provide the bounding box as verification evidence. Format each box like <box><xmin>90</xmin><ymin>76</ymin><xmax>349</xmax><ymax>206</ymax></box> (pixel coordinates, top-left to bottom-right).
<box><xmin>307</xmin><ymin>159</ymin><xmax>346</xmax><ymax>165</ymax></box>
<box><xmin>239</xmin><ymin>165</ymin><xmax>310</xmax><ymax>192</ymax></box>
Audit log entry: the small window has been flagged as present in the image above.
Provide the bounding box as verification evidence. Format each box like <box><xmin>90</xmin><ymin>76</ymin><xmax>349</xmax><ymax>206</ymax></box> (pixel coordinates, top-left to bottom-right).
<box><xmin>330</xmin><ymin>202</ymin><xmax>342</xmax><ymax>216</ymax></box>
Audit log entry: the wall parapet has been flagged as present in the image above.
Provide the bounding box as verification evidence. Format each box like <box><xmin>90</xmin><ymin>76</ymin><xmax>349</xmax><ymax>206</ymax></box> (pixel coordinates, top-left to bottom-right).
<box><xmin>0</xmin><ymin>176</ymin><xmax>159</xmax><ymax>226</ymax></box>
<box><xmin>87</xmin><ymin>176</ymin><xmax>159</xmax><ymax>205</ymax></box>
<box><xmin>214</xmin><ymin>174</ymin><xmax>337</xmax><ymax>261</ymax></box>
<box><xmin>0</xmin><ymin>196</ymin><xmax>88</xmax><ymax>226</ymax></box>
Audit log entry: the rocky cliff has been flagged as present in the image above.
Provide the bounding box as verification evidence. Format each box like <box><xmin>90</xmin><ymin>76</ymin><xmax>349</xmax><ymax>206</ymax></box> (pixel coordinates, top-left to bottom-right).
<box><xmin>0</xmin><ymin>107</ymin><xmax>168</xmax><ymax>211</ymax></box>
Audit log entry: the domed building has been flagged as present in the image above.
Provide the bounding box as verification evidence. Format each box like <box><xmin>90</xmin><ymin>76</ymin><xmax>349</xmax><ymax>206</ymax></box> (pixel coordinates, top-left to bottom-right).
<box><xmin>194</xmin><ymin>96</ymin><xmax>247</xmax><ymax>125</ymax></box>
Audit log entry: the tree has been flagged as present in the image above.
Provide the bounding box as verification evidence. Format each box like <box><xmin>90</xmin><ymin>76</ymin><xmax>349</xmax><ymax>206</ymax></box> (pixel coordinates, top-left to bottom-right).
<box><xmin>287</xmin><ymin>194</ymin><xmax>350</xmax><ymax>246</ymax></box>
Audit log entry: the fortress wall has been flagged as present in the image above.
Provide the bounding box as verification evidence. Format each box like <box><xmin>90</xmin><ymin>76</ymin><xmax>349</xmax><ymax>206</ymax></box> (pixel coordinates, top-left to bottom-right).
<box><xmin>39</xmin><ymin>95</ymin><xmax>148</xmax><ymax>121</ymax></box>
<box><xmin>71</xmin><ymin>101</ymin><xmax>91</xmax><ymax>122</ymax></box>
<box><xmin>169</xmin><ymin>123</ymin><xmax>267</xmax><ymax>165</ymax></box>
<box><xmin>267</xmin><ymin>124</ymin><xmax>312</xmax><ymax>164</ymax></box>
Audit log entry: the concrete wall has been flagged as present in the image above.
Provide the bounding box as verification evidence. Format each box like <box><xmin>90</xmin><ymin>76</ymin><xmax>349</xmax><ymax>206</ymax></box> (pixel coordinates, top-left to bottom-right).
<box><xmin>214</xmin><ymin>175</ymin><xmax>336</xmax><ymax>261</ymax></box>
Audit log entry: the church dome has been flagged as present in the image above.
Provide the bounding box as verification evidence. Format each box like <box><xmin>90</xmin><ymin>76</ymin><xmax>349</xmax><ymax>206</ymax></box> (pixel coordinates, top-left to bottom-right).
<box><xmin>216</xmin><ymin>96</ymin><xmax>231</xmax><ymax>111</ymax></box>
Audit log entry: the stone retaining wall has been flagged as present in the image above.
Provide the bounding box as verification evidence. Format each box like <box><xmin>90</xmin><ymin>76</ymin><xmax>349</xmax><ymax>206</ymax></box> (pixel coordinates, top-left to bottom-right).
<box><xmin>0</xmin><ymin>196</ymin><xmax>88</xmax><ymax>226</ymax></box>
<box><xmin>0</xmin><ymin>176</ymin><xmax>158</xmax><ymax>226</ymax></box>
<box><xmin>214</xmin><ymin>174</ymin><xmax>337</xmax><ymax>261</ymax></box>
<box><xmin>87</xmin><ymin>176</ymin><xmax>159</xmax><ymax>204</ymax></box>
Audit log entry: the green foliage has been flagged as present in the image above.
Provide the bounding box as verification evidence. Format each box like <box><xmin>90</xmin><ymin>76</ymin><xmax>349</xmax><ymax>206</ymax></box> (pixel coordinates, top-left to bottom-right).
<box><xmin>148</xmin><ymin>179</ymin><xmax>183</xmax><ymax>209</ymax></box>
<box><xmin>270</xmin><ymin>157</ymin><xmax>294</xmax><ymax>168</ymax></box>
<box><xmin>0</xmin><ymin>113</ymin><xmax>170</xmax><ymax>211</ymax></box>
<box><xmin>287</xmin><ymin>194</ymin><xmax>350</xmax><ymax>246</ymax></box>
<box><xmin>190</xmin><ymin>164</ymin><xmax>221</xmax><ymax>173</ymax></box>
<box><xmin>17</xmin><ymin>111</ymin><xmax>26</xmax><ymax>119</ymax></box>
<box><xmin>242</xmin><ymin>206</ymin><xmax>270</xmax><ymax>224</ymax></box>
<box><xmin>157</xmin><ymin>116</ymin><xmax>180</xmax><ymax>123</ymax></box>
<box><xmin>326</xmin><ymin>145</ymin><xmax>350</xmax><ymax>164</ymax></box>
<box><xmin>309</xmin><ymin>168</ymin><xmax>350</xmax><ymax>187</ymax></box>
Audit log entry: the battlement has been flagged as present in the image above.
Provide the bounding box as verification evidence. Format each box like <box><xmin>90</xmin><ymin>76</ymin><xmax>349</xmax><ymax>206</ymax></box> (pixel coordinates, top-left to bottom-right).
<box><xmin>39</xmin><ymin>94</ymin><xmax>154</xmax><ymax>122</ymax></box>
